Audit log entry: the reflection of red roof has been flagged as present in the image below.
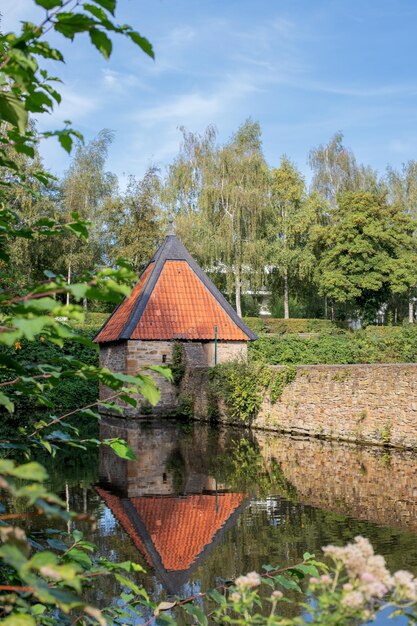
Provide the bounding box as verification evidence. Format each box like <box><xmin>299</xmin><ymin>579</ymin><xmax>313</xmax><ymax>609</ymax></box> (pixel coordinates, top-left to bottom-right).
<box><xmin>132</xmin><ymin>493</ymin><xmax>245</xmax><ymax>571</ymax></box>
<box><xmin>96</xmin><ymin>487</ymin><xmax>152</xmax><ymax>567</ymax></box>
<box><xmin>96</xmin><ymin>489</ymin><xmax>246</xmax><ymax>572</ymax></box>
<box><xmin>94</xmin><ymin>235</ymin><xmax>256</xmax><ymax>343</ymax></box>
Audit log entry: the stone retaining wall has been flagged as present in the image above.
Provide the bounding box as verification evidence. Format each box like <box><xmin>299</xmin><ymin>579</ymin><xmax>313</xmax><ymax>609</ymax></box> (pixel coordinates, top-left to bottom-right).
<box><xmin>190</xmin><ymin>363</ymin><xmax>417</xmax><ymax>449</ymax></box>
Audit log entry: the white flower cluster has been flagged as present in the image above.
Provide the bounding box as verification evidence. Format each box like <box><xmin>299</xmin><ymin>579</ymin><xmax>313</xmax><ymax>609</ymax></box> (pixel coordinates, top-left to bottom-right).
<box><xmin>235</xmin><ymin>571</ymin><xmax>262</xmax><ymax>590</ymax></box>
<box><xmin>322</xmin><ymin>535</ymin><xmax>417</xmax><ymax>608</ymax></box>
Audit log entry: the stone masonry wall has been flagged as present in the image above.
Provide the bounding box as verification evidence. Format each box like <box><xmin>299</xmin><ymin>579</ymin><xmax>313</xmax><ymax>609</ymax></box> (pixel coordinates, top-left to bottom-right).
<box><xmin>99</xmin><ymin>340</ymin><xmax>250</xmax><ymax>417</ymax></box>
<box><xmin>126</xmin><ymin>340</ymin><xmax>177</xmax><ymax>415</ymax></box>
<box><xmin>255</xmin><ymin>364</ymin><xmax>417</xmax><ymax>448</ymax></box>
<box><xmin>99</xmin><ymin>341</ymin><xmax>127</xmax><ymax>403</ymax></box>
<box><xmin>188</xmin><ymin>363</ymin><xmax>417</xmax><ymax>449</ymax></box>
<box><xmin>99</xmin><ymin>340</ymin><xmax>177</xmax><ymax>416</ymax></box>
<box><xmin>203</xmin><ymin>341</ymin><xmax>247</xmax><ymax>366</ymax></box>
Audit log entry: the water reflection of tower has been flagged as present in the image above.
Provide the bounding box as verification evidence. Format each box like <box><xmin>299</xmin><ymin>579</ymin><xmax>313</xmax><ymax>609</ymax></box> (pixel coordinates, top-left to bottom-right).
<box><xmin>97</xmin><ymin>417</ymin><xmax>248</xmax><ymax>594</ymax></box>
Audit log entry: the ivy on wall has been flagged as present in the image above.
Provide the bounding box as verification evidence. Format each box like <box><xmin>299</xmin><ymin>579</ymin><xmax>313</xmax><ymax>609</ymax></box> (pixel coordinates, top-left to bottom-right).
<box><xmin>209</xmin><ymin>362</ymin><xmax>297</xmax><ymax>424</ymax></box>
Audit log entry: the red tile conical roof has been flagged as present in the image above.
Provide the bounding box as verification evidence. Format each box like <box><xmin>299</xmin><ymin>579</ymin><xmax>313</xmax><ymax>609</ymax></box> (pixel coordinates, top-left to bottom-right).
<box><xmin>94</xmin><ymin>235</ymin><xmax>257</xmax><ymax>342</ymax></box>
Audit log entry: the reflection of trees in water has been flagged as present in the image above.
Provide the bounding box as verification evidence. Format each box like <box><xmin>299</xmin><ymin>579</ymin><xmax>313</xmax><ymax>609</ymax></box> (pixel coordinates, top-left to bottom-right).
<box><xmin>205</xmin><ymin>428</ymin><xmax>298</xmax><ymax>500</ymax></box>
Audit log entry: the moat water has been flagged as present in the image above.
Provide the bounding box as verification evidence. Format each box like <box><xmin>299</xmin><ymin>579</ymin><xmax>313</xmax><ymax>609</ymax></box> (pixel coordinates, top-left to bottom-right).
<box><xmin>25</xmin><ymin>418</ymin><xmax>417</xmax><ymax>623</ymax></box>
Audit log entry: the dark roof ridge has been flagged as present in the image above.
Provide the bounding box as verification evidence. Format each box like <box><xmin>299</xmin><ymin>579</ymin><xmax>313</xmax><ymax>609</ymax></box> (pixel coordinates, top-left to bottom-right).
<box><xmin>119</xmin><ymin>238</ymin><xmax>170</xmax><ymax>339</ymax></box>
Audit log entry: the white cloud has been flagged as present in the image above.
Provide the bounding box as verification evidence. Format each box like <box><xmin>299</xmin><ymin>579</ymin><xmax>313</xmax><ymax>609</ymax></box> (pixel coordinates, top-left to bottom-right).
<box><xmin>101</xmin><ymin>69</ymin><xmax>151</xmax><ymax>93</ymax></box>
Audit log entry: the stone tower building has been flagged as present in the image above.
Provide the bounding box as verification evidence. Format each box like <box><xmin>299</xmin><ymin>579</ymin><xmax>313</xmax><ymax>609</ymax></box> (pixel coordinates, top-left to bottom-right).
<box><xmin>94</xmin><ymin>232</ymin><xmax>257</xmax><ymax>415</ymax></box>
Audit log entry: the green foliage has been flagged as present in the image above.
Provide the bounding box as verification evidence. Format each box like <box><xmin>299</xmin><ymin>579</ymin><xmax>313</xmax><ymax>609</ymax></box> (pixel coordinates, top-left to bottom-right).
<box><xmin>250</xmin><ymin>325</ymin><xmax>417</xmax><ymax>365</ymax></box>
<box><xmin>171</xmin><ymin>342</ymin><xmax>185</xmax><ymax>385</ymax></box>
<box><xmin>380</xmin><ymin>421</ymin><xmax>392</xmax><ymax>446</ymax></box>
<box><xmin>244</xmin><ymin>317</ymin><xmax>336</xmax><ymax>335</ymax></box>
<box><xmin>105</xmin><ymin>168</ymin><xmax>165</xmax><ymax>273</ymax></box>
<box><xmin>0</xmin><ymin>3</ymin><xmax>176</xmax><ymax>624</ymax></box>
<box><xmin>265</xmin><ymin>318</ymin><xmax>334</xmax><ymax>334</ymax></box>
<box><xmin>0</xmin><ymin>7</ymin><xmax>153</xmax><ymax>175</ymax></box>
<box><xmin>270</xmin><ymin>366</ymin><xmax>297</xmax><ymax>403</ymax></box>
<box><xmin>311</xmin><ymin>191</ymin><xmax>417</xmax><ymax>321</ymax></box>
<box><xmin>243</xmin><ymin>316</ymin><xmax>267</xmax><ymax>334</ymax></box>
<box><xmin>176</xmin><ymin>392</ymin><xmax>193</xmax><ymax>418</ymax></box>
<box><xmin>209</xmin><ymin>361</ymin><xmax>265</xmax><ymax>424</ymax></box>
<box><xmin>208</xmin><ymin>362</ymin><xmax>297</xmax><ymax>422</ymax></box>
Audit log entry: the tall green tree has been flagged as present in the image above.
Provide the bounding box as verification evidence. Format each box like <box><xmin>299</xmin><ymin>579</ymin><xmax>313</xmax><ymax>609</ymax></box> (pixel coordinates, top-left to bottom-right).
<box><xmin>0</xmin><ymin>132</ymin><xmax>60</xmax><ymax>290</ymax></box>
<box><xmin>167</xmin><ymin>120</ymin><xmax>269</xmax><ymax>317</ymax></box>
<box><xmin>386</xmin><ymin>161</ymin><xmax>417</xmax><ymax>322</ymax></box>
<box><xmin>105</xmin><ymin>166</ymin><xmax>164</xmax><ymax>271</ymax></box>
<box><xmin>311</xmin><ymin>191</ymin><xmax>417</xmax><ymax>322</ymax></box>
<box><xmin>59</xmin><ymin>129</ymin><xmax>117</xmax><ymax>305</ymax></box>
<box><xmin>308</xmin><ymin>132</ymin><xmax>378</xmax><ymax>207</ymax></box>
<box><xmin>268</xmin><ymin>157</ymin><xmax>315</xmax><ymax>319</ymax></box>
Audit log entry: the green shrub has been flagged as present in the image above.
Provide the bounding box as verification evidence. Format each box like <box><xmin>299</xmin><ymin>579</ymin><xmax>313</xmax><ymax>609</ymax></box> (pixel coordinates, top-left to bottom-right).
<box><xmin>265</xmin><ymin>318</ymin><xmax>309</xmax><ymax>334</ymax></box>
<box><xmin>243</xmin><ymin>317</ymin><xmax>338</xmax><ymax>335</ymax></box>
<box><xmin>171</xmin><ymin>341</ymin><xmax>186</xmax><ymax>385</ymax></box>
<box><xmin>209</xmin><ymin>361</ymin><xmax>265</xmax><ymax>424</ymax></box>
<box><xmin>250</xmin><ymin>325</ymin><xmax>417</xmax><ymax>365</ymax></box>
<box><xmin>270</xmin><ymin>366</ymin><xmax>297</xmax><ymax>403</ymax></box>
<box><xmin>306</xmin><ymin>318</ymin><xmax>335</xmax><ymax>332</ymax></box>
<box><xmin>243</xmin><ymin>316</ymin><xmax>267</xmax><ymax>334</ymax></box>
<box><xmin>0</xmin><ymin>329</ymin><xmax>99</xmax><ymax>432</ymax></box>
<box><xmin>209</xmin><ymin>362</ymin><xmax>297</xmax><ymax>422</ymax></box>
<box><xmin>69</xmin><ymin>311</ymin><xmax>109</xmax><ymax>334</ymax></box>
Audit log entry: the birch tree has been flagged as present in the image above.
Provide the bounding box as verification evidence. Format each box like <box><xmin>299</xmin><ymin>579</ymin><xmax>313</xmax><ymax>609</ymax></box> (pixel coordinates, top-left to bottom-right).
<box><xmin>60</xmin><ymin>129</ymin><xmax>117</xmax><ymax>306</ymax></box>
<box><xmin>167</xmin><ymin>120</ymin><xmax>269</xmax><ymax>317</ymax></box>
<box><xmin>386</xmin><ymin>161</ymin><xmax>417</xmax><ymax>322</ymax></box>
<box><xmin>308</xmin><ymin>132</ymin><xmax>378</xmax><ymax>207</ymax></box>
<box><xmin>105</xmin><ymin>166</ymin><xmax>164</xmax><ymax>272</ymax></box>
<box><xmin>268</xmin><ymin>157</ymin><xmax>315</xmax><ymax>319</ymax></box>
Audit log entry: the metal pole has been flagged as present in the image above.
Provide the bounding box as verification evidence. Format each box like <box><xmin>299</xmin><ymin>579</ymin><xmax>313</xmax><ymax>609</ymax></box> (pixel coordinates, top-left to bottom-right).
<box><xmin>214</xmin><ymin>325</ymin><xmax>218</xmax><ymax>365</ymax></box>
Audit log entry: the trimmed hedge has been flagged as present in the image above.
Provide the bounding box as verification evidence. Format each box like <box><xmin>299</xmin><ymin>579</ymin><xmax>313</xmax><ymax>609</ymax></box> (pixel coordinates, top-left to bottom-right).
<box><xmin>250</xmin><ymin>325</ymin><xmax>417</xmax><ymax>365</ymax></box>
<box><xmin>243</xmin><ymin>317</ymin><xmax>267</xmax><ymax>334</ymax></box>
<box><xmin>243</xmin><ymin>317</ymin><xmax>335</xmax><ymax>335</ymax></box>
<box><xmin>70</xmin><ymin>312</ymin><xmax>109</xmax><ymax>333</ymax></box>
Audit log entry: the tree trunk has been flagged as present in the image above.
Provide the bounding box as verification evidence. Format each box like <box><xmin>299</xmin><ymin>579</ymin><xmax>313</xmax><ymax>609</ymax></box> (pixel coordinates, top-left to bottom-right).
<box><xmin>83</xmin><ymin>297</ymin><xmax>88</xmax><ymax>312</ymax></box>
<box><xmin>331</xmin><ymin>298</ymin><xmax>335</xmax><ymax>322</ymax></box>
<box><xmin>284</xmin><ymin>270</ymin><xmax>289</xmax><ymax>319</ymax></box>
<box><xmin>66</xmin><ymin>261</ymin><xmax>71</xmax><ymax>307</ymax></box>
<box><xmin>394</xmin><ymin>307</ymin><xmax>398</xmax><ymax>324</ymax></box>
<box><xmin>324</xmin><ymin>295</ymin><xmax>328</xmax><ymax>319</ymax></box>
<box><xmin>235</xmin><ymin>269</ymin><xmax>242</xmax><ymax>318</ymax></box>
<box><xmin>409</xmin><ymin>299</ymin><xmax>414</xmax><ymax>324</ymax></box>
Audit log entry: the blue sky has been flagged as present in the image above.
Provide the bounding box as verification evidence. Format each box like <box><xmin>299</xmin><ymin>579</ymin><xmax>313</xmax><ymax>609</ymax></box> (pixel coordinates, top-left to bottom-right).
<box><xmin>3</xmin><ymin>0</ymin><xmax>417</xmax><ymax>187</ymax></box>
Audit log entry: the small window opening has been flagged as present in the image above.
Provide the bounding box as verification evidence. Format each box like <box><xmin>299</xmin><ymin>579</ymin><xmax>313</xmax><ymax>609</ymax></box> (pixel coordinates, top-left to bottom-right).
<box><xmin>162</xmin><ymin>354</ymin><xmax>167</xmax><ymax>363</ymax></box>
<box><xmin>163</xmin><ymin>473</ymin><xmax>167</xmax><ymax>483</ymax></box>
